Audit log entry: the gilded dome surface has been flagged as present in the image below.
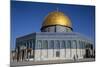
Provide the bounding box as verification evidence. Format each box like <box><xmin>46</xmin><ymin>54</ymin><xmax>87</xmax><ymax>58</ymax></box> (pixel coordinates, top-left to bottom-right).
<box><xmin>41</xmin><ymin>11</ymin><xmax>72</xmax><ymax>28</ymax></box>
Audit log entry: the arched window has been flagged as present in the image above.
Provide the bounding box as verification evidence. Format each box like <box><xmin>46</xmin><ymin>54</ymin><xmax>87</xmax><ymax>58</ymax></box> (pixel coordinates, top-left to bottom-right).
<box><xmin>61</xmin><ymin>40</ymin><xmax>66</xmax><ymax>49</ymax></box>
<box><xmin>66</xmin><ymin>40</ymin><xmax>71</xmax><ymax>48</ymax></box>
<box><xmin>29</xmin><ymin>40</ymin><xmax>32</xmax><ymax>48</ymax></box>
<box><xmin>90</xmin><ymin>44</ymin><xmax>93</xmax><ymax>49</ymax></box>
<box><xmin>84</xmin><ymin>42</ymin><xmax>86</xmax><ymax>49</ymax></box>
<box><xmin>22</xmin><ymin>41</ymin><xmax>27</xmax><ymax>49</ymax></box>
<box><xmin>42</xmin><ymin>40</ymin><xmax>48</xmax><ymax>49</ymax></box>
<box><xmin>71</xmin><ymin>40</ymin><xmax>77</xmax><ymax>49</ymax></box>
<box><xmin>49</xmin><ymin>40</ymin><xmax>54</xmax><ymax>49</ymax></box>
<box><xmin>37</xmin><ymin>40</ymin><xmax>42</xmax><ymax>49</ymax></box>
<box><xmin>81</xmin><ymin>41</ymin><xmax>83</xmax><ymax>49</ymax></box>
<box><xmin>32</xmin><ymin>39</ymin><xmax>35</xmax><ymax>49</ymax></box>
<box><xmin>82</xmin><ymin>41</ymin><xmax>85</xmax><ymax>49</ymax></box>
<box><xmin>27</xmin><ymin>41</ymin><xmax>29</xmax><ymax>48</ymax></box>
<box><xmin>55</xmin><ymin>40</ymin><xmax>60</xmax><ymax>49</ymax></box>
<box><xmin>79</xmin><ymin>41</ymin><xmax>85</xmax><ymax>49</ymax></box>
<box><xmin>23</xmin><ymin>42</ymin><xmax>26</xmax><ymax>47</ymax></box>
<box><xmin>79</xmin><ymin>41</ymin><xmax>83</xmax><ymax>49</ymax></box>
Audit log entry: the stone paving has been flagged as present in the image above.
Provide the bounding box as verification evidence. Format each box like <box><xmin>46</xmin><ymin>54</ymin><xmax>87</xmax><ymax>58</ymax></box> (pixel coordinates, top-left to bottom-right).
<box><xmin>10</xmin><ymin>58</ymin><xmax>95</xmax><ymax>67</ymax></box>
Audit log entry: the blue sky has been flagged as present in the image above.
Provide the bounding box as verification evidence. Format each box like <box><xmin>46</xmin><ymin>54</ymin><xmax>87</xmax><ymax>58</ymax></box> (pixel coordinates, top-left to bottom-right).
<box><xmin>11</xmin><ymin>1</ymin><xmax>95</xmax><ymax>49</ymax></box>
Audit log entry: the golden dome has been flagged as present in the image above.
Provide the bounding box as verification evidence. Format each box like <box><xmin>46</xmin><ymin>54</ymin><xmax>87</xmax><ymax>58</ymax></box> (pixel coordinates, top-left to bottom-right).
<box><xmin>41</xmin><ymin>11</ymin><xmax>72</xmax><ymax>28</ymax></box>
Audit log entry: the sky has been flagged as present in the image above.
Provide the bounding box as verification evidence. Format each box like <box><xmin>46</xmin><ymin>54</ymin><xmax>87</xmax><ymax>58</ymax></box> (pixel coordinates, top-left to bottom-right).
<box><xmin>11</xmin><ymin>1</ymin><xmax>95</xmax><ymax>49</ymax></box>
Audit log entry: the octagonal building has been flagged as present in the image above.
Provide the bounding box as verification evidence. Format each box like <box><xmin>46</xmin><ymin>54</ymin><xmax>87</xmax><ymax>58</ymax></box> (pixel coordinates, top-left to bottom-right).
<box><xmin>14</xmin><ymin>11</ymin><xmax>95</xmax><ymax>62</ymax></box>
